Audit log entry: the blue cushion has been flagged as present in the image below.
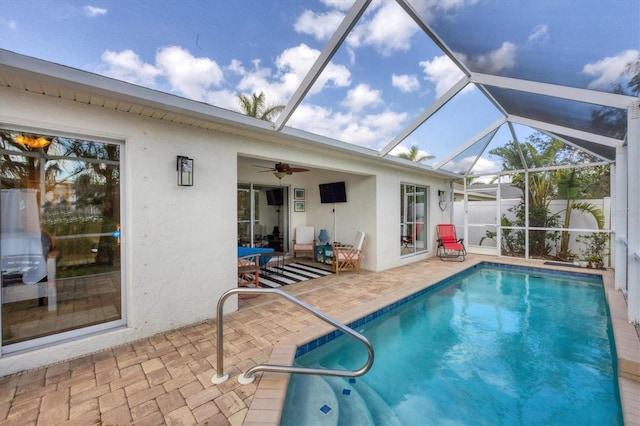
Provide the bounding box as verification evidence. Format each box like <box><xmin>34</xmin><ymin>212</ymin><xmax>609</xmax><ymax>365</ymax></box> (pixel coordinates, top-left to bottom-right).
<box><xmin>237</xmin><ymin>247</ymin><xmax>274</xmax><ymax>266</ymax></box>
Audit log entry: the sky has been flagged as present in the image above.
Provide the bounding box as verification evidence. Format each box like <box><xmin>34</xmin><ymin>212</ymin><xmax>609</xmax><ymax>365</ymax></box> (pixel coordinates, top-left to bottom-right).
<box><xmin>1</xmin><ymin>0</ymin><xmax>638</xmax><ymax>175</ymax></box>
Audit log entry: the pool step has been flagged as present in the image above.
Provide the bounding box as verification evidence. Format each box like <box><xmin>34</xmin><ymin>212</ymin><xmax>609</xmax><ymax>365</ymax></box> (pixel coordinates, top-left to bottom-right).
<box><xmin>281</xmin><ymin>368</ymin><xmax>401</xmax><ymax>425</ymax></box>
<box><xmin>323</xmin><ymin>375</ymin><xmax>375</xmax><ymax>426</ymax></box>
<box><xmin>280</xmin><ymin>374</ymin><xmax>338</xmax><ymax>426</ymax></box>
<box><xmin>349</xmin><ymin>377</ymin><xmax>402</xmax><ymax>425</ymax></box>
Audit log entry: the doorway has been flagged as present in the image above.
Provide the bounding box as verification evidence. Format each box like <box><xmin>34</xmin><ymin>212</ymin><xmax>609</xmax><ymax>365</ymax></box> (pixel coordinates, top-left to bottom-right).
<box><xmin>237</xmin><ymin>184</ymin><xmax>289</xmax><ymax>252</ymax></box>
<box><xmin>400</xmin><ymin>183</ymin><xmax>427</xmax><ymax>255</ymax></box>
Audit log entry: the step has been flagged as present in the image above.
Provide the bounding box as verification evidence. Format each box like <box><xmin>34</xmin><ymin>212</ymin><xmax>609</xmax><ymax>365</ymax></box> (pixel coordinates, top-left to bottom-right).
<box><xmin>322</xmin><ymin>375</ymin><xmax>375</xmax><ymax>426</ymax></box>
<box><xmin>349</xmin><ymin>377</ymin><xmax>402</xmax><ymax>425</ymax></box>
<box><xmin>280</xmin><ymin>374</ymin><xmax>339</xmax><ymax>426</ymax></box>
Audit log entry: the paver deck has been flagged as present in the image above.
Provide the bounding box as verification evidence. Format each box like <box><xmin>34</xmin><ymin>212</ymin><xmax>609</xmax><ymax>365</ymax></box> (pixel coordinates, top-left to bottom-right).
<box><xmin>0</xmin><ymin>255</ymin><xmax>638</xmax><ymax>425</ymax></box>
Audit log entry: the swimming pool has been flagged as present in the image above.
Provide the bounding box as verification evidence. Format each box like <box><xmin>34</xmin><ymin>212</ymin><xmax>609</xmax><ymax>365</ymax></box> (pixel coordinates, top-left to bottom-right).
<box><xmin>281</xmin><ymin>263</ymin><xmax>623</xmax><ymax>425</ymax></box>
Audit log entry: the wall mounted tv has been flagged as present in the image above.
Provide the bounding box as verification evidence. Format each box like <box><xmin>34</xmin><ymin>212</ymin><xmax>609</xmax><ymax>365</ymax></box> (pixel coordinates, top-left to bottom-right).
<box><xmin>266</xmin><ymin>188</ymin><xmax>283</xmax><ymax>206</ymax></box>
<box><xmin>319</xmin><ymin>181</ymin><xmax>347</xmax><ymax>203</ymax></box>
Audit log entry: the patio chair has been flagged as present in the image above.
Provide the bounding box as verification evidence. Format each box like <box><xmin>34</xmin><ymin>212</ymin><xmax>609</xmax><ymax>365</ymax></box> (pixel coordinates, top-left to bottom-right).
<box><xmin>436</xmin><ymin>224</ymin><xmax>467</xmax><ymax>261</ymax></box>
<box><xmin>333</xmin><ymin>231</ymin><xmax>365</xmax><ymax>274</ymax></box>
<box><xmin>238</xmin><ymin>253</ymin><xmax>261</xmax><ymax>289</ymax></box>
<box><xmin>293</xmin><ymin>226</ymin><xmax>315</xmax><ymax>259</ymax></box>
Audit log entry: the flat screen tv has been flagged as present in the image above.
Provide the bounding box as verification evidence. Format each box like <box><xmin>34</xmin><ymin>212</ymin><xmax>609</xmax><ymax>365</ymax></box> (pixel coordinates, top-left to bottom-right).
<box><xmin>266</xmin><ymin>188</ymin><xmax>283</xmax><ymax>206</ymax></box>
<box><xmin>319</xmin><ymin>181</ymin><xmax>347</xmax><ymax>203</ymax></box>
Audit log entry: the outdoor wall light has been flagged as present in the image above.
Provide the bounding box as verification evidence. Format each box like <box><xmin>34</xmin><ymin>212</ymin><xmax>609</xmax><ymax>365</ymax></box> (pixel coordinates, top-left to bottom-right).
<box><xmin>438</xmin><ymin>190</ymin><xmax>447</xmax><ymax>211</ymax></box>
<box><xmin>177</xmin><ymin>155</ymin><xmax>194</xmax><ymax>186</ymax></box>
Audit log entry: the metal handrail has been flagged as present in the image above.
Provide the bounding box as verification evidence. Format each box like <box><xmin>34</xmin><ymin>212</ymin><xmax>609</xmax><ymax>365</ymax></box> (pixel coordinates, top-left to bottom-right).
<box><xmin>211</xmin><ymin>287</ymin><xmax>374</xmax><ymax>385</ymax></box>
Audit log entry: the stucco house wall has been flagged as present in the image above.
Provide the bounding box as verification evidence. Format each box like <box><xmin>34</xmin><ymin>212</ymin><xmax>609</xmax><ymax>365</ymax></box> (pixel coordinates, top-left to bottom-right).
<box><xmin>0</xmin><ymin>84</ymin><xmax>450</xmax><ymax>375</ymax></box>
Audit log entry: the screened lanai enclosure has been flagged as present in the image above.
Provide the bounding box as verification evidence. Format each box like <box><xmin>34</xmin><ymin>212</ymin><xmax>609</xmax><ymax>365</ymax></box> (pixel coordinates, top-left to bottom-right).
<box><xmin>1</xmin><ymin>0</ymin><xmax>638</xmax><ymax>333</ymax></box>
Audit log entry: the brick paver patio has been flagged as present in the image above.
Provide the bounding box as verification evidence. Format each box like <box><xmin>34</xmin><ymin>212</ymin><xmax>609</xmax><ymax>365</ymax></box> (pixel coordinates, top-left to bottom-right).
<box><xmin>0</xmin><ymin>255</ymin><xmax>638</xmax><ymax>425</ymax></box>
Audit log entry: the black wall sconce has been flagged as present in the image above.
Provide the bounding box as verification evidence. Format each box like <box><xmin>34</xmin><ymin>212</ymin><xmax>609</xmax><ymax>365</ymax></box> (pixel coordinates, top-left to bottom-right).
<box><xmin>438</xmin><ymin>190</ymin><xmax>447</xmax><ymax>211</ymax></box>
<box><xmin>177</xmin><ymin>156</ymin><xmax>194</xmax><ymax>186</ymax></box>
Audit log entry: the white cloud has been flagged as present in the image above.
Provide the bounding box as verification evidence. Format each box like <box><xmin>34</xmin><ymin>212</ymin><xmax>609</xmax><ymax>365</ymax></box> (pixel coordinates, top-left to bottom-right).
<box><xmin>155</xmin><ymin>46</ymin><xmax>224</xmax><ymax>101</ymax></box>
<box><xmin>84</xmin><ymin>5</ymin><xmax>107</xmax><ymax>18</ymax></box>
<box><xmin>347</xmin><ymin>1</ymin><xmax>418</xmax><ymax>56</ymax></box>
<box><xmin>288</xmin><ymin>104</ymin><xmax>407</xmax><ymax>149</ymax></box>
<box><xmin>342</xmin><ymin>83</ymin><xmax>382</xmax><ymax>112</ymax></box>
<box><xmin>463</xmin><ymin>41</ymin><xmax>517</xmax><ymax>74</ymax></box>
<box><xmin>276</xmin><ymin>44</ymin><xmax>351</xmax><ymax>95</ymax></box>
<box><xmin>583</xmin><ymin>49</ymin><xmax>640</xmax><ymax>90</ymax></box>
<box><xmin>205</xmin><ymin>89</ymin><xmax>238</xmax><ymax>111</ymax></box>
<box><xmin>362</xmin><ymin>110</ymin><xmax>408</xmax><ymax>133</ymax></box>
<box><xmin>233</xmin><ymin>44</ymin><xmax>351</xmax><ymax>108</ymax></box>
<box><xmin>419</xmin><ymin>54</ymin><xmax>466</xmax><ymax>98</ymax></box>
<box><xmin>528</xmin><ymin>24</ymin><xmax>549</xmax><ymax>43</ymax></box>
<box><xmin>227</xmin><ymin>59</ymin><xmax>246</xmax><ymax>75</ymax></box>
<box><xmin>339</xmin><ymin>109</ymin><xmax>408</xmax><ymax>147</ymax></box>
<box><xmin>440</xmin><ymin>155</ymin><xmax>499</xmax><ymax>175</ymax></box>
<box><xmin>392</xmin><ymin>73</ymin><xmax>420</xmax><ymax>92</ymax></box>
<box><xmin>236</xmin><ymin>60</ymin><xmax>278</xmax><ymax>101</ymax></box>
<box><xmin>1</xmin><ymin>18</ymin><xmax>17</xmax><ymax>30</ymax></box>
<box><xmin>349</xmin><ymin>109</ymin><xmax>409</xmax><ymax>147</ymax></box>
<box><xmin>295</xmin><ymin>9</ymin><xmax>345</xmax><ymax>41</ymax></box>
<box><xmin>100</xmin><ymin>49</ymin><xmax>161</xmax><ymax>86</ymax></box>
<box><xmin>321</xmin><ymin>0</ymin><xmax>353</xmax><ymax>11</ymax></box>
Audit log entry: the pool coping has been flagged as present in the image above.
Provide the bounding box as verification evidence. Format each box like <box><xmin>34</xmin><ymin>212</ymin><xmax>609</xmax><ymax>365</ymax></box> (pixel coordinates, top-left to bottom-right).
<box><xmin>243</xmin><ymin>258</ymin><xmax>640</xmax><ymax>426</ymax></box>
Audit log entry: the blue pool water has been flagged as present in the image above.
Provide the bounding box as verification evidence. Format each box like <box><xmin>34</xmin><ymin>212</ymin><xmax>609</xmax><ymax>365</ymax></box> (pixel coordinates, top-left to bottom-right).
<box><xmin>281</xmin><ymin>264</ymin><xmax>623</xmax><ymax>425</ymax></box>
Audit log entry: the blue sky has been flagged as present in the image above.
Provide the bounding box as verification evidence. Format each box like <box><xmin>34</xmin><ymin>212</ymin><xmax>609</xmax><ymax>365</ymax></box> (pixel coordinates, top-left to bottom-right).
<box><xmin>1</xmin><ymin>0</ymin><xmax>638</xmax><ymax>173</ymax></box>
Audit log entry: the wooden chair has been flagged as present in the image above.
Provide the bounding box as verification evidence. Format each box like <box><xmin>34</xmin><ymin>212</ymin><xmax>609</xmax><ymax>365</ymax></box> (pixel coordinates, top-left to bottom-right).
<box><xmin>238</xmin><ymin>253</ymin><xmax>261</xmax><ymax>288</ymax></box>
<box><xmin>436</xmin><ymin>224</ymin><xmax>467</xmax><ymax>261</ymax></box>
<box><xmin>333</xmin><ymin>231</ymin><xmax>365</xmax><ymax>274</ymax></box>
<box><xmin>293</xmin><ymin>226</ymin><xmax>315</xmax><ymax>259</ymax></box>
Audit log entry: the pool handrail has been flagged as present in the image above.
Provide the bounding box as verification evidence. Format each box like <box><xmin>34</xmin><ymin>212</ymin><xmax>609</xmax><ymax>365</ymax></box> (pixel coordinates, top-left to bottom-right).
<box><xmin>211</xmin><ymin>287</ymin><xmax>375</xmax><ymax>385</ymax></box>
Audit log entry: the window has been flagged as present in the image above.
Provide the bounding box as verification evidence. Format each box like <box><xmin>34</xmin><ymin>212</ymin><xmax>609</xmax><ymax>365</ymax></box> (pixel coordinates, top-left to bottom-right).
<box><xmin>400</xmin><ymin>183</ymin><xmax>428</xmax><ymax>255</ymax></box>
<box><xmin>1</xmin><ymin>129</ymin><xmax>123</xmax><ymax>350</ymax></box>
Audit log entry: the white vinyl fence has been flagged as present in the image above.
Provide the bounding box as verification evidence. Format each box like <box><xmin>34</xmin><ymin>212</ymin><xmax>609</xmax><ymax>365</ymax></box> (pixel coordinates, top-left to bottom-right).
<box><xmin>454</xmin><ymin>197</ymin><xmax>611</xmax><ymax>261</ymax></box>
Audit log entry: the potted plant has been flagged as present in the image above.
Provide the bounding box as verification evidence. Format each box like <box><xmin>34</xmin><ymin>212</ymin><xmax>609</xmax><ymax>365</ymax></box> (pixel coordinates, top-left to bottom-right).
<box><xmin>576</xmin><ymin>232</ymin><xmax>609</xmax><ymax>269</ymax></box>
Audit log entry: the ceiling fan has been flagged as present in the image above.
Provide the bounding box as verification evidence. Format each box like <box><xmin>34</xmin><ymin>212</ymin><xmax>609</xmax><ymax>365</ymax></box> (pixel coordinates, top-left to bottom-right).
<box><xmin>254</xmin><ymin>162</ymin><xmax>309</xmax><ymax>179</ymax></box>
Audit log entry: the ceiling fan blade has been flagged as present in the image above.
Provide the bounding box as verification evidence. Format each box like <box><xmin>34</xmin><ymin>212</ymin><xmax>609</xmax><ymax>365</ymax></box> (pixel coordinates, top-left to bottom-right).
<box><xmin>289</xmin><ymin>168</ymin><xmax>309</xmax><ymax>172</ymax></box>
<box><xmin>253</xmin><ymin>164</ymin><xmax>275</xmax><ymax>170</ymax></box>
<box><xmin>274</xmin><ymin>162</ymin><xmax>290</xmax><ymax>172</ymax></box>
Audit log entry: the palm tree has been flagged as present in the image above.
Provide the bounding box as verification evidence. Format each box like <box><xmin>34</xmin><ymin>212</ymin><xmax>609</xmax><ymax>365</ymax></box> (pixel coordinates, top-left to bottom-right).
<box><xmin>555</xmin><ymin>168</ymin><xmax>605</xmax><ymax>259</ymax></box>
<box><xmin>236</xmin><ymin>92</ymin><xmax>284</xmax><ymax>122</ymax></box>
<box><xmin>396</xmin><ymin>145</ymin><xmax>434</xmax><ymax>163</ymax></box>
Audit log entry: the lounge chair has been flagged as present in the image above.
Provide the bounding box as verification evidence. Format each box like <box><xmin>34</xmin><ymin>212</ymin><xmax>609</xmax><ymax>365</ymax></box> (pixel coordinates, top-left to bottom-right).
<box><xmin>436</xmin><ymin>224</ymin><xmax>466</xmax><ymax>261</ymax></box>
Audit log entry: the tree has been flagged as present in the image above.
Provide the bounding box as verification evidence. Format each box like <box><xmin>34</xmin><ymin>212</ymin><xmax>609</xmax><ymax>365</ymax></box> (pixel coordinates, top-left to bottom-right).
<box><xmin>555</xmin><ymin>168</ymin><xmax>605</xmax><ymax>259</ymax></box>
<box><xmin>489</xmin><ymin>132</ymin><xmax>607</xmax><ymax>259</ymax></box>
<box><xmin>236</xmin><ymin>92</ymin><xmax>284</xmax><ymax>122</ymax></box>
<box><xmin>489</xmin><ymin>135</ymin><xmax>564</xmax><ymax>257</ymax></box>
<box><xmin>396</xmin><ymin>145</ymin><xmax>434</xmax><ymax>163</ymax></box>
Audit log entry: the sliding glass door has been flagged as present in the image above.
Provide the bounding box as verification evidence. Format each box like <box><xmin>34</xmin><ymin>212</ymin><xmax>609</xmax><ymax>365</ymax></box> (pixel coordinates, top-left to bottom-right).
<box><xmin>400</xmin><ymin>183</ymin><xmax>427</xmax><ymax>255</ymax></box>
<box><xmin>237</xmin><ymin>184</ymin><xmax>289</xmax><ymax>252</ymax></box>
<box><xmin>1</xmin><ymin>129</ymin><xmax>123</xmax><ymax>352</ymax></box>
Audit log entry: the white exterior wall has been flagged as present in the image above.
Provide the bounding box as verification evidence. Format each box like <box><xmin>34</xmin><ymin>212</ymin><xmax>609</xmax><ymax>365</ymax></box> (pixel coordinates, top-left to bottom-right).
<box><xmin>1</xmin><ymin>86</ymin><xmax>450</xmax><ymax>374</ymax></box>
